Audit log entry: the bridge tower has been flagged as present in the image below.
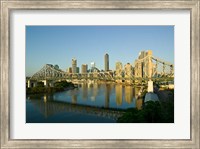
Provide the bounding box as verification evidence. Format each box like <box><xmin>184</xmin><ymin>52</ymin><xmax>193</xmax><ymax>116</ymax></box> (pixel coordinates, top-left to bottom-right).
<box><xmin>146</xmin><ymin>50</ymin><xmax>154</xmax><ymax>92</ymax></box>
<box><xmin>147</xmin><ymin>50</ymin><xmax>153</xmax><ymax>78</ymax></box>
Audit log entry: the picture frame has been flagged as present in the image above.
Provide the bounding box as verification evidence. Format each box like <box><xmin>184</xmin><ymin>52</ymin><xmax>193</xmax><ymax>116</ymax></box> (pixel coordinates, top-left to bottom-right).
<box><xmin>1</xmin><ymin>0</ymin><xmax>199</xmax><ymax>148</ymax></box>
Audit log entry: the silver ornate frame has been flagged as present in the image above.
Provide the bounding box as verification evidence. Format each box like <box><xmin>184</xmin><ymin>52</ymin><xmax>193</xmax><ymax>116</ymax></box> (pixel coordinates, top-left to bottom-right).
<box><xmin>1</xmin><ymin>0</ymin><xmax>199</xmax><ymax>148</ymax></box>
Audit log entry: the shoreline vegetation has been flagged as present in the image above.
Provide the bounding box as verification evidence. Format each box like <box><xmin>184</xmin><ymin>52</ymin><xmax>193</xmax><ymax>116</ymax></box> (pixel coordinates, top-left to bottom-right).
<box><xmin>26</xmin><ymin>81</ymin><xmax>76</xmax><ymax>94</ymax></box>
<box><xmin>117</xmin><ymin>88</ymin><xmax>174</xmax><ymax>123</ymax></box>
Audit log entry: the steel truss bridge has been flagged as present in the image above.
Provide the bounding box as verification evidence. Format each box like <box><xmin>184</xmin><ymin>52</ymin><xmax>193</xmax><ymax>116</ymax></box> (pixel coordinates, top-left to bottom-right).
<box><xmin>134</xmin><ymin>54</ymin><xmax>174</xmax><ymax>77</ymax></box>
<box><xmin>29</xmin><ymin>55</ymin><xmax>174</xmax><ymax>82</ymax></box>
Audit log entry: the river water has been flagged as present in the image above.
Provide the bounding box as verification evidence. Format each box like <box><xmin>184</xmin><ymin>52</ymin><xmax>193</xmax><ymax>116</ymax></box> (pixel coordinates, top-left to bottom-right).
<box><xmin>26</xmin><ymin>83</ymin><xmax>143</xmax><ymax>123</ymax></box>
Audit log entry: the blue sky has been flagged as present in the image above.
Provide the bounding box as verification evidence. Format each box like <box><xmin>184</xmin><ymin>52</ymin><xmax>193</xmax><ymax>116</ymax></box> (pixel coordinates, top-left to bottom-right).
<box><xmin>26</xmin><ymin>26</ymin><xmax>174</xmax><ymax>77</ymax></box>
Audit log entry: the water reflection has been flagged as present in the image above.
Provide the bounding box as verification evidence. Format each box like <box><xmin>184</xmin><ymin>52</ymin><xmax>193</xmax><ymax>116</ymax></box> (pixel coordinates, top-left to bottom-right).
<box><xmin>43</xmin><ymin>94</ymin><xmax>47</xmax><ymax>103</ymax></box>
<box><xmin>26</xmin><ymin>98</ymin><xmax>120</xmax><ymax>123</ymax></box>
<box><xmin>133</xmin><ymin>87</ymin><xmax>142</xmax><ymax>110</ymax></box>
<box><xmin>105</xmin><ymin>84</ymin><xmax>110</xmax><ymax>108</ymax></box>
<box><xmin>124</xmin><ymin>86</ymin><xmax>133</xmax><ymax>104</ymax></box>
<box><xmin>115</xmin><ymin>85</ymin><xmax>122</xmax><ymax>106</ymax></box>
<box><xmin>91</xmin><ymin>83</ymin><xmax>98</xmax><ymax>101</ymax></box>
<box><xmin>69</xmin><ymin>89</ymin><xmax>78</xmax><ymax>104</ymax></box>
<box><xmin>28</xmin><ymin>83</ymin><xmax>143</xmax><ymax>110</ymax></box>
<box><xmin>82</xmin><ymin>83</ymin><xmax>88</xmax><ymax>100</ymax></box>
<box><xmin>42</xmin><ymin>94</ymin><xmax>48</xmax><ymax>118</ymax></box>
<box><xmin>27</xmin><ymin>83</ymin><xmax>145</xmax><ymax>123</ymax></box>
<box><xmin>136</xmin><ymin>98</ymin><xmax>143</xmax><ymax>110</ymax></box>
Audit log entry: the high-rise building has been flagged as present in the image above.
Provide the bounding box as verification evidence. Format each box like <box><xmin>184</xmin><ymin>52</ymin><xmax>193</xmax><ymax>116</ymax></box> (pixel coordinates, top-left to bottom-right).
<box><xmin>104</xmin><ymin>53</ymin><xmax>109</xmax><ymax>71</ymax></box>
<box><xmin>67</xmin><ymin>67</ymin><xmax>72</xmax><ymax>73</ymax></box>
<box><xmin>76</xmin><ymin>67</ymin><xmax>79</xmax><ymax>73</ymax></box>
<box><xmin>81</xmin><ymin>64</ymin><xmax>88</xmax><ymax>74</ymax></box>
<box><xmin>72</xmin><ymin>58</ymin><xmax>77</xmax><ymax>73</ymax></box>
<box><xmin>138</xmin><ymin>51</ymin><xmax>146</xmax><ymax>59</ymax></box>
<box><xmin>124</xmin><ymin>63</ymin><xmax>133</xmax><ymax>84</ymax></box>
<box><xmin>124</xmin><ymin>63</ymin><xmax>133</xmax><ymax>77</ymax></box>
<box><xmin>116</xmin><ymin>62</ymin><xmax>123</xmax><ymax>73</ymax></box>
<box><xmin>91</xmin><ymin>62</ymin><xmax>95</xmax><ymax>69</ymax></box>
<box><xmin>115</xmin><ymin>62</ymin><xmax>123</xmax><ymax>83</ymax></box>
<box><xmin>134</xmin><ymin>61</ymin><xmax>143</xmax><ymax>78</ymax></box>
<box><xmin>134</xmin><ymin>50</ymin><xmax>153</xmax><ymax>78</ymax></box>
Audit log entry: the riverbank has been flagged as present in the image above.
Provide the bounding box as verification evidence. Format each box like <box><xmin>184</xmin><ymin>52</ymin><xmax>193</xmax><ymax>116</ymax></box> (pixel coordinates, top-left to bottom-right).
<box><xmin>117</xmin><ymin>89</ymin><xmax>174</xmax><ymax>123</ymax></box>
<box><xmin>26</xmin><ymin>81</ymin><xmax>76</xmax><ymax>94</ymax></box>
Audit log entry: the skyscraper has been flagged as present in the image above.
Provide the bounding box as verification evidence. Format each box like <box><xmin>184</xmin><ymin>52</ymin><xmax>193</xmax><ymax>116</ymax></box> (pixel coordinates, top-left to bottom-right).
<box><xmin>67</xmin><ymin>67</ymin><xmax>72</xmax><ymax>73</ymax></box>
<box><xmin>91</xmin><ymin>62</ymin><xmax>95</xmax><ymax>69</ymax></box>
<box><xmin>115</xmin><ymin>61</ymin><xmax>123</xmax><ymax>83</ymax></box>
<box><xmin>124</xmin><ymin>63</ymin><xmax>133</xmax><ymax>77</ymax></box>
<box><xmin>72</xmin><ymin>58</ymin><xmax>77</xmax><ymax>73</ymax></box>
<box><xmin>81</xmin><ymin>64</ymin><xmax>88</xmax><ymax>74</ymax></box>
<box><xmin>104</xmin><ymin>53</ymin><xmax>109</xmax><ymax>71</ymax></box>
<box><xmin>76</xmin><ymin>67</ymin><xmax>79</xmax><ymax>73</ymax></box>
<box><xmin>124</xmin><ymin>63</ymin><xmax>133</xmax><ymax>84</ymax></box>
<box><xmin>116</xmin><ymin>62</ymin><xmax>123</xmax><ymax>73</ymax></box>
<box><xmin>134</xmin><ymin>50</ymin><xmax>153</xmax><ymax>78</ymax></box>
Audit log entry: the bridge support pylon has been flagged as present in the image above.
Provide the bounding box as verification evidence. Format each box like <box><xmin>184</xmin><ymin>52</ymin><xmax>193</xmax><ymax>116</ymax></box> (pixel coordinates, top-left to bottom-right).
<box><xmin>42</xmin><ymin>80</ymin><xmax>55</xmax><ymax>87</ymax></box>
<box><xmin>27</xmin><ymin>80</ymin><xmax>37</xmax><ymax>88</ymax></box>
<box><xmin>147</xmin><ymin>80</ymin><xmax>154</xmax><ymax>92</ymax></box>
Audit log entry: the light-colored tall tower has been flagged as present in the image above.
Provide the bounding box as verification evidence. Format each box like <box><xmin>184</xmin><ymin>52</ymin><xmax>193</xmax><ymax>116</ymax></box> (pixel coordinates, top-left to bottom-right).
<box><xmin>91</xmin><ymin>62</ymin><xmax>95</xmax><ymax>69</ymax></box>
<box><xmin>146</xmin><ymin>50</ymin><xmax>153</xmax><ymax>78</ymax></box>
<box><xmin>115</xmin><ymin>61</ymin><xmax>123</xmax><ymax>83</ymax></box>
<box><xmin>72</xmin><ymin>58</ymin><xmax>77</xmax><ymax>73</ymax></box>
<box><xmin>81</xmin><ymin>64</ymin><xmax>88</xmax><ymax>74</ymax></box>
<box><xmin>134</xmin><ymin>50</ymin><xmax>153</xmax><ymax>78</ymax></box>
<box><xmin>104</xmin><ymin>53</ymin><xmax>109</xmax><ymax>71</ymax></box>
<box><xmin>134</xmin><ymin>61</ymin><xmax>143</xmax><ymax>78</ymax></box>
<box><xmin>116</xmin><ymin>62</ymin><xmax>123</xmax><ymax>72</ymax></box>
<box><xmin>67</xmin><ymin>67</ymin><xmax>72</xmax><ymax>73</ymax></box>
<box><xmin>124</xmin><ymin>63</ymin><xmax>133</xmax><ymax>84</ymax></box>
<box><xmin>124</xmin><ymin>63</ymin><xmax>133</xmax><ymax>77</ymax></box>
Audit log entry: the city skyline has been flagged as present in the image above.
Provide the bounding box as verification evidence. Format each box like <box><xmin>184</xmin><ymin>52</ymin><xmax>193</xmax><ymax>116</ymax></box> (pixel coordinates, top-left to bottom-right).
<box><xmin>26</xmin><ymin>26</ymin><xmax>174</xmax><ymax>76</ymax></box>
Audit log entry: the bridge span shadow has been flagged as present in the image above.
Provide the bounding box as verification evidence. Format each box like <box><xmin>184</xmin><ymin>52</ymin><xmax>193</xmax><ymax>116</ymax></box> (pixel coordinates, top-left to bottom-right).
<box><xmin>27</xmin><ymin>99</ymin><xmax>125</xmax><ymax>122</ymax></box>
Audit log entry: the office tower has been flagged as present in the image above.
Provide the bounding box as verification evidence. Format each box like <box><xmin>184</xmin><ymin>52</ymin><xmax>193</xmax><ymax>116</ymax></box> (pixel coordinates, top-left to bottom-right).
<box><xmin>115</xmin><ymin>62</ymin><xmax>123</xmax><ymax>83</ymax></box>
<box><xmin>134</xmin><ymin>61</ymin><xmax>143</xmax><ymax>78</ymax></box>
<box><xmin>72</xmin><ymin>58</ymin><xmax>77</xmax><ymax>73</ymax></box>
<box><xmin>138</xmin><ymin>51</ymin><xmax>146</xmax><ymax>59</ymax></box>
<box><xmin>76</xmin><ymin>67</ymin><xmax>79</xmax><ymax>73</ymax></box>
<box><xmin>81</xmin><ymin>64</ymin><xmax>88</xmax><ymax>74</ymax></box>
<box><xmin>67</xmin><ymin>67</ymin><xmax>72</xmax><ymax>73</ymax></box>
<box><xmin>134</xmin><ymin>50</ymin><xmax>153</xmax><ymax>78</ymax></box>
<box><xmin>116</xmin><ymin>62</ymin><xmax>123</xmax><ymax>75</ymax></box>
<box><xmin>124</xmin><ymin>63</ymin><xmax>133</xmax><ymax>84</ymax></box>
<box><xmin>124</xmin><ymin>63</ymin><xmax>133</xmax><ymax>77</ymax></box>
<box><xmin>104</xmin><ymin>53</ymin><xmax>109</xmax><ymax>71</ymax></box>
<box><xmin>91</xmin><ymin>62</ymin><xmax>95</xmax><ymax>69</ymax></box>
